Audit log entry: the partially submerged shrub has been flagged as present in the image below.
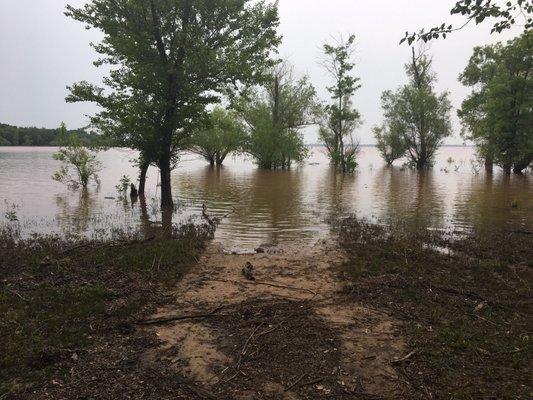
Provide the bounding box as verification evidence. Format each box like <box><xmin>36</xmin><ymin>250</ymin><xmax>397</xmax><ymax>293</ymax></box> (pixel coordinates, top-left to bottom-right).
<box><xmin>115</xmin><ymin>175</ymin><xmax>131</xmax><ymax>194</ymax></box>
<box><xmin>52</xmin><ymin>123</ymin><xmax>101</xmax><ymax>189</ymax></box>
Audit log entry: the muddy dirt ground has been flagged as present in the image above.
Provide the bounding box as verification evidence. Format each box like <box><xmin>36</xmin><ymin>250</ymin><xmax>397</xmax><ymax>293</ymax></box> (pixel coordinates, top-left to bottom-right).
<box><xmin>146</xmin><ymin>239</ymin><xmax>407</xmax><ymax>399</ymax></box>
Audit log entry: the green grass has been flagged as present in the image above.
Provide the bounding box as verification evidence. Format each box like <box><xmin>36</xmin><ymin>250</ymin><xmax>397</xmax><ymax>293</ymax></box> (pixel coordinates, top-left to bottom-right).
<box><xmin>0</xmin><ymin>223</ymin><xmax>213</xmax><ymax>397</ymax></box>
<box><xmin>338</xmin><ymin>218</ymin><xmax>532</xmax><ymax>399</ymax></box>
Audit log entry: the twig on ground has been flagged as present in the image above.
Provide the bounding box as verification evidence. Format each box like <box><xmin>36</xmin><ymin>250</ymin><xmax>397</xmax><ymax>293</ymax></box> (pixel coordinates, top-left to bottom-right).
<box><xmin>210</xmin><ymin>278</ymin><xmax>317</xmax><ymax>297</ymax></box>
<box><xmin>391</xmin><ymin>350</ymin><xmax>417</xmax><ymax>364</ymax></box>
<box><xmin>134</xmin><ymin>306</ymin><xmax>224</xmax><ymax>325</ymax></box>
<box><xmin>285</xmin><ymin>373</ymin><xmax>307</xmax><ymax>391</ymax></box>
<box><xmin>237</xmin><ymin>322</ymin><xmax>264</xmax><ymax>368</ymax></box>
<box><xmin>299</xmin><ymin>377</ymin><xmax>324</xmax><ymax>387</ymax></box>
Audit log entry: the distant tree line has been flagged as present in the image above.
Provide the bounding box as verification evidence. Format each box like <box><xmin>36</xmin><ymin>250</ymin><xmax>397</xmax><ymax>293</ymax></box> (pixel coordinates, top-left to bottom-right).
<box><xmin>0</xmin><ymin>123</ymin><xmax>98</xmax><ymax>146</ymax></box>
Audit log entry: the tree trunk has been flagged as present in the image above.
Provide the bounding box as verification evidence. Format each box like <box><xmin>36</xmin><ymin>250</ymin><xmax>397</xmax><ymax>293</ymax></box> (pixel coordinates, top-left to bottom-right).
<box><xmin>161</xmin><ymin>206</ymin><xmax>173</xmax><ymax>239</ymax></box>
<box><xmin>159</xmin><ymin>143</ymin><xmax>173</xmax><ymax>208</ymax></box>
<box><xmin>484</xmin><ymin>155</ymin><xmax>493</xmax><ymax>174</ymax></box>
<box><xmin>502</xmin><ymin>164</ymin><xmax>511</xmax><ymax>175</ymax></box>
<box><xmin>138</xmin><ymin>161</ymin><xmax>149</xmax><ymax>196</ymax></box>
<box><xmin>513</xmin><ymin>159</ymin><xmax>531</xmax><ymax>174</ymax></box>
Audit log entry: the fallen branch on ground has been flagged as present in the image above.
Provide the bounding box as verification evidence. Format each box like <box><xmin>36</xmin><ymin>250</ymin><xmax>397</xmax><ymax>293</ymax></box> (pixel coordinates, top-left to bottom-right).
<box><xmin>210</xmin><ymin>278</ymin><xmax>317</xmax><ymax>297</ymax></box>
<box><xmin>134</xmin><ymin>306</ymin><xmax>224</xmax><ymax>325</ymax></box>
<box><xmin>391</xmin><ymin>350</ymin><xmax>417</xmax><ymax>364</ymax></box>
<box><xmin>285</xmin><ymin>373</ymin><xmax>307</xmax><ymax>391</ymax></box>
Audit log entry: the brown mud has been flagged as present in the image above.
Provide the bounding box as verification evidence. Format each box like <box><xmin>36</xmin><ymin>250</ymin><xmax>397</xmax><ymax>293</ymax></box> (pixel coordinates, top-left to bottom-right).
<box><xmin>147</xmin><ymin>239</ymin><xmax>407</xmax><ymax>399</ymax></box>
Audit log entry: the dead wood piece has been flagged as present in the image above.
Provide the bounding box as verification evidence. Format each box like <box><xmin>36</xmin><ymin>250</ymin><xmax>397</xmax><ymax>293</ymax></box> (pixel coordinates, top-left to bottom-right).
<box><xmin>391</xmin><ymin>350</ymin><xmax>417</xmax><ymax>364</ymax></box>
<box><xmin>135</xmin><ymin>306</ymin><xmax>224</xmax><ymax>325</ymax></box>
<box><xmin>242</xmin><ymin>261</ymin><xmax>255</xmax><ymax>280</ymax></box>
<box><xmin>299</xmin><ymin>377</ymin><xmax>324</xmax><ymax>387</ymax></box>
<box><xmin>285</xmin><ymin>373</ymin><xmax>307</xmax><ymax>392</ymax></box>
<box><xmin>210</xmin><ymin>278</ymin><xmax>317</xmax><ymax>297</ymax></box>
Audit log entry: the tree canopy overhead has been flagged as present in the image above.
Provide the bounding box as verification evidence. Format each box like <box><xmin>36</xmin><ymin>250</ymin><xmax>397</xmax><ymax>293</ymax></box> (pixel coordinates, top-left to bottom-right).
<box><xmin>66</xmin><ymin>0</ymin><xmax>281</xmax><ymax>207</ymax></box>
<box><xmin>401</xmin><ymin>0</ymin><xmax>533</xmax><ymax>45</ymax></box>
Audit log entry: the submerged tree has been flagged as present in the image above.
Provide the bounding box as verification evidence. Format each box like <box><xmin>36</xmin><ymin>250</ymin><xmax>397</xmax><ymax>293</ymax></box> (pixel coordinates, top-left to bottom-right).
<box><xmin>319</xmin><ymin>35</ymin><xmax>362</xmax><ymax>172</ymax></box>
<box><xmin>66</xmin><ymin>0</ymin><xmax>281</xmax><ymax>208</ymax></box>
<box><xmin>236</xmin><ymin>63</ymin><xmax>318</xmax><ymax>169</ymax></box>
<box><xmin>188</xmin><ymin>107</ymin><xmax>245</xmax><ymax>166</ymax></box>
<box><xmin>459</xmin><ymin>31</ymin><xmax>532</xmax><ymax>174</ymax></box>
<box><xmin>373</xmin><ymin>124</ymin><xmax>407</xmax><ymax>165</ymax></box>
<box><xmin>52</xmin><ymin>123</ymin><xmax>101</xmax><ymax>189</ymax></box>
<box><xmin>379</xmin><ymin>48</ymin><xmax>452</xmax><ymax>170</ymax></box>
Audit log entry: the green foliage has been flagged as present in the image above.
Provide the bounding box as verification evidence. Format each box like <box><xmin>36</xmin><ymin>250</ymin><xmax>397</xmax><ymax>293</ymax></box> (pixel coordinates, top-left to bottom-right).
<box><xmin>65</xmin><ymin>0</ymin><xmax>281</xmax><ymax>207</ymax></box>
<box><xmin>373</xmin><ymin>124</ymin><xmax>407</xmax><ymax>165</ymax></box>
<box><xmin>401</xmin><ymin>0</ymin><xmax>533</xmax><ymax>45</ymax></box>
<box><xmin>378</xmin><ymin>48</ymin><xmax>452</xmax><ymax>170</ymax></box>
<box><xmin>319</xmin><ymin>35</ymin><xmax>362</xmax><ymax>173</ymax></box>
<box><xmin>115</xmin><ymin>175</ymin><xmax>131</xmax><ymax>194</ymax></box>
<box><xmin>52</xmin><ymin>123</ymin><xmax>102</xmax><ymax>189</ymax></box>
<box><xmin>0</xmin><ymin>123</ymin><xmax>97</xmax><ymax>146</ymax></box>
<box><xmin>236</xmin><ymin>63</ymin><xmax>317</xmax><ymax>169</ymax></box>
<box><xmin>459</xmin><ymin>31</ymin><xmax>533</xmax><ymax>174</ymax></box>
<box><xmin>188</xmin><ymin>107</ymin><xmax>245</xmax><ymax>165</ymax></box>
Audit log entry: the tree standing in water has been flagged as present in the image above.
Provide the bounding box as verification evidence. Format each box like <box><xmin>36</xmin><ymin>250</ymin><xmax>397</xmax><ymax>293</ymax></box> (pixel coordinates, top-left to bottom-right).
<box><xmin>65</xmin><ymin>0</ymin><xmax>281</xmax><ymax>208</ymax></box>
<box><xmin>52</xmin><ymin>123</ymin><xmax>101</xmax><ymax>189</ymax></box>
<box><xmin>319</xmin><ymin>35</ymin><xmax>362</xmax><ymax>172</ymax></box>
<box><xmin>188</xmin><ymin>107</ymin><xmax>245</xmax><ymax>166</ymax></box>
<box><xmin>236</xmin><ymin>63</ymin><xmax>318</xmax><ymax>169</ymax></box>
<box><xmin>373</xmin><ymin>124</ymin><xmax>407</xmax><ymax>166</ymax></box>
<box><xmin>379</xmin><ymin>48</ymin><xmax>452</xmax><ymax>170</ymax></box>
<box><xmin>459</xmin><ymin>32</ymin><xmax>532</xmax><ymax>174</ymax></box>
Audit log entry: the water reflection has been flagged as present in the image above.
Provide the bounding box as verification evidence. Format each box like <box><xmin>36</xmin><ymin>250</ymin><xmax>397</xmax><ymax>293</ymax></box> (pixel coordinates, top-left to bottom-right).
<box><xmin>370</xmin><ymin>167</ymin><xmax>446</xmax><ymax>230</ymax></box>
<box><xmin>453</xmin><ymin>173</ymin><xmax>532</xmax><ymax>232</ymax></box>
<box><xmin>55</xmin><ymin>189</ymin><xmax>99</xmax><ymax>236</ymax></box>
<box><xmin>1</xmin><ymin>147</ymin><xmax>531</xmax><ymax>247</ymax></box>
<box><xmin>316</xmin><ymin>168</ymin><xmax>358</xmax><ymax>222</ymax></box>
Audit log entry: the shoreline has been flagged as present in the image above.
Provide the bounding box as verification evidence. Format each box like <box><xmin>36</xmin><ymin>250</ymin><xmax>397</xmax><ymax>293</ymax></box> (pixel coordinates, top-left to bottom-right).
<box><xmin>1</xmin><ymin>220</ymin><xmax>531</xmax><ymax>399</ymax></box>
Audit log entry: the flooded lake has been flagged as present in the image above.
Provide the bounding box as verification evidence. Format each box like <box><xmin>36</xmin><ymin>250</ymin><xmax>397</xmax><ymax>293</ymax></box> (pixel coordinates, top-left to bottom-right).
<box><xmin>1</xmin><ymin>146</ymin><xmax>531</xmax><ymax>250</ymax></box>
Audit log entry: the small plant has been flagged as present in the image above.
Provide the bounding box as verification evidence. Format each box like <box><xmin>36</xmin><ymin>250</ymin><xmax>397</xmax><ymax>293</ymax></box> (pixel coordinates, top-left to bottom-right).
<box><xmin>115</xmin><ymin>175</ymin><xmax>131</xmax><ymax>194</ymax></box>
<box><xmin>447</xmin><ymin>157</ymin><xmax>455</xmax><ymax>164</ymax></box>
<box><xmin>52</xmin><ymin>123</ymin><xmax>101</xmax><ymax>189</ymax></box>
<box><xmin>3</xmin><ymin>202</ymin><xmax>19</xmax><ymax>222</ymax></box>
<box><xmin>4</xmin><ymin>210</ymin><xmax>18</xmax><ymax>222</ymax></box>
<box><xmin>470</xmin><ymin>159</ymin><xmax>482</xmax><ymax>174</ymax></box>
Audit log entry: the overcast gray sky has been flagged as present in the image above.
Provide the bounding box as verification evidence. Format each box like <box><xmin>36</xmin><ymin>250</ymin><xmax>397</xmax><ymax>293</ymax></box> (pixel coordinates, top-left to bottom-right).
<box><xmin>0</xmin><ymin>1</ymin><xmax>522</xmax><ymax>144</ymax></box>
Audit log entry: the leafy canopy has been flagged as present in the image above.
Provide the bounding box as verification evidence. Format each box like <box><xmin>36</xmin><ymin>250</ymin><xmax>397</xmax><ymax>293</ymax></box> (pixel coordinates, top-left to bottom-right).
<box><xmin>65</xmin><ymin>0</ymin><xmax>281</xmax><ymax>206</ymax></box>
<box><xmin>379</xmin><ymin>49</ymin><xmax>452</xmax><ymax>170</ymax></box>
<box><xmin>458</xmin><ymin>31</ymin><xmax>533</xmax><ymax>173</ymax></box>
<box><xmin>401</xmin><ymin>0</ymin><xmax>533</xmax><ymax>45</ymax></box>
<box><xmin>52</xmin><ymin>123</ymin><xmax>102</xmax><ymax>189</ymax></box>
<box><xmin>188</xmin><ymin>107</ymin><xmax>246</xmax><ymax>165</ymax></box>
<box><xmin>319</xmin><ymin>34</ymin><xmax>362</xmax><ymax>172</ymax></box>
<box><xmin>235</xmin><ymin>63</ymin><xmax>318</xmax><ymax>169</ymax></box>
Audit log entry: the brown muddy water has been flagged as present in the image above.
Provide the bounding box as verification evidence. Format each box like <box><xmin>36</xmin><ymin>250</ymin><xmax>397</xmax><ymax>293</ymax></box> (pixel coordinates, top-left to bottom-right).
<box><xmin>0</xmin><ymin>146</ymin><xmax>531</xmax><ymax>251</ymax></box>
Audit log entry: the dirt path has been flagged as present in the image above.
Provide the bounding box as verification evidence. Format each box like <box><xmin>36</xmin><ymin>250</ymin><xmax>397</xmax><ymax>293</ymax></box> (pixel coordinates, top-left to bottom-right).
<box><xmin>146</xmin><ymin>239</ymin><xmax>407</xmax><ymax>399</ymax></box>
